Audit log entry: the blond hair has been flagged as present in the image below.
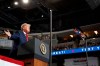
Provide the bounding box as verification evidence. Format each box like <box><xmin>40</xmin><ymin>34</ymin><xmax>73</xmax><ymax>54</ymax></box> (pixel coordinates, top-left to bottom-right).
<box><xmin>21</xmin><ymin>23</ymin><xmax>31</xmax><ymax>30</ymax></box>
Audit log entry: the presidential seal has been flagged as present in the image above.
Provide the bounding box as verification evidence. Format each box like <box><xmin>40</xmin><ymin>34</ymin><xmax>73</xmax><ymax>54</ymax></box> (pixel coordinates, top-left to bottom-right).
<box><xmin>40</xmin><ymin>43</ymin><xmax>47</xmax><ymax>55</ymax></box>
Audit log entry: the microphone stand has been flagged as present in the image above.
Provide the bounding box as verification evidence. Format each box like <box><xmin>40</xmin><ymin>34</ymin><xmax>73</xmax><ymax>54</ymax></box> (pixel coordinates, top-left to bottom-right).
<box><xmin>49</xmin><ymin>9</ymin><xmax>53</xmax><ymax>66</ymax></box>
<box><xmin>81</xmin><ymin>36</ymin><xmax>88</xmax><ymax>66</ymax></box>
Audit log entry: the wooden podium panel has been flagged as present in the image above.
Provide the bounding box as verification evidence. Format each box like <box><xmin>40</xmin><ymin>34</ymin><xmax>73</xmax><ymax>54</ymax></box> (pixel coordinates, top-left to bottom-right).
<box><xmin>22</xmin><ymin>58</ymin><xmax>48</xmax><ymax>66</ymax></box>
<box><xmin>34</xmin><ymin>59</ymin><xmax>48</xmax><ymax>66</ymax></box>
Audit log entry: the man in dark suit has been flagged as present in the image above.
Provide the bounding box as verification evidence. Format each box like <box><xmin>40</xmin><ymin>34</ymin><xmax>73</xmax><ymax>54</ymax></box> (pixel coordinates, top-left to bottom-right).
<box><xmin>4</xmin><ymin>23</ymin><xmax>31</xmax><ymax>58</ymax></box>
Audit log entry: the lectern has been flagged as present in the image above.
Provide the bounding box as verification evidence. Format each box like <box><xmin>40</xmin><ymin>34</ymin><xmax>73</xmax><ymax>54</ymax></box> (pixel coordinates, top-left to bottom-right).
<box><xmin>17</xmin><ymin>38</ymin><xmax>49</xmax><ymax>66</ymax></box>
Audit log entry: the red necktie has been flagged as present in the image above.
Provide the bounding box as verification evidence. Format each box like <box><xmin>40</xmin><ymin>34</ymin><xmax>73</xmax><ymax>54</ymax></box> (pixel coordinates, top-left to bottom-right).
<box><xmin>26</xmin><ymin>33</ymin><xmax>29</xmax><ymax>41</ymax></box>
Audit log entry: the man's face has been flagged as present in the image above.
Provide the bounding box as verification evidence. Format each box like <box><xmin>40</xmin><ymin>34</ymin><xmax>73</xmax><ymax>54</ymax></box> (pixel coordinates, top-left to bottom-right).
<box><xmin>23</xmin><ymin>25</ymin><xmax>30</xmax><ymax>33</ymax></box>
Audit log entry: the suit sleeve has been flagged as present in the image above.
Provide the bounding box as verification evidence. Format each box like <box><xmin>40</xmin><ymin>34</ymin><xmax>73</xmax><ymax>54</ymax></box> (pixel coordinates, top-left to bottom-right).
<box><xmin>10</xmin><ymin>31</ymin><xmax>20</xmax><ymax>40</ymax></box>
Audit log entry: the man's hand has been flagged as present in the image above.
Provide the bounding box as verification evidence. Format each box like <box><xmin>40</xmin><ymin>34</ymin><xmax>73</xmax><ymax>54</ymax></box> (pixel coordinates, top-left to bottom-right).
<box><xmin>4</xmin><ymin>30</ymin><xmax>11</xmax><ymax>37</ymax></box>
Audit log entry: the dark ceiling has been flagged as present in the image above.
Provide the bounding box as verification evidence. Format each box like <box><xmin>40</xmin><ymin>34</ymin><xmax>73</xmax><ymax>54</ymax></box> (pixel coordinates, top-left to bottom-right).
<box><xmin>0</xmin><ymin>0</ymin><xmax>100</xmax><ymax>33</ymax></box>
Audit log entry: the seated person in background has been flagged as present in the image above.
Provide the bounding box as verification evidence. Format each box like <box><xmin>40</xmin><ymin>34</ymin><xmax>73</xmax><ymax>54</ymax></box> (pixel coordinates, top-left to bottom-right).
<box><xmin>4</xmin><ymin>23</ymin><xmax>31</xmax><ymax>58</ymax></box>
<box><xmin>73</xmin><ymin>35</ymin><xmax>81</xmax><ymax>48</ymax></box>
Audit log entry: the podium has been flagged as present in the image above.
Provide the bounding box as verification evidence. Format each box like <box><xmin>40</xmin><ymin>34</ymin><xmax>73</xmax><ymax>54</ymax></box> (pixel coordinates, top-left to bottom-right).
<box><xmin>17</xmin><ymin>38</ymin><xmax>49</xmax><ymax>66</ymax></box>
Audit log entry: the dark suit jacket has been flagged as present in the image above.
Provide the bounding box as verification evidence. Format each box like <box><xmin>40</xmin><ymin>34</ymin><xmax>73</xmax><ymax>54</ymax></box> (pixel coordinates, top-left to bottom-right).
<box><xmin>10</xmin><ymin>30</ymin><xmax>27</xmax><ymax>51</ymax></box>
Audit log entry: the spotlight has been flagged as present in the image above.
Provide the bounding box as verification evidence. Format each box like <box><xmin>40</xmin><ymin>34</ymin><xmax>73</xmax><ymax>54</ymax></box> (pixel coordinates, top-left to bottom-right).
<box><xmin>8</xmin><ymin>6</ymin><xmax>11</xmax><ymax>8</ymax></box>
<box><xmin>70</xmin><ymin>35</ymin><xmax>73</xmax><ymax>38</ymax></box>
<box><xmin>94</xmin><ymin>31</ymin><xmax>98</xmax><ymax>35</ymax></box>
<box><xmin>20</xmin><ymin>0</ymin><xmax>37</xmax><ymax>9</ymax></box>
<box><xmin>22</xmin><ymin>0</ymin><xmax>29</xmax><ymax>4</ymax></box>
<box><xmin>93</xmin><ymin>38</ymin><xmax>96</xmax><ymax>39</ymax></box>
<box><xmin>14</xmin><ymin>1</ymin><xmax>19</xmax><ymax>5</ymax></box>
<box><xmin>41</xmin><ymin>15</ymin><xmax>44</xmax><ymax>17</ymax></box>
